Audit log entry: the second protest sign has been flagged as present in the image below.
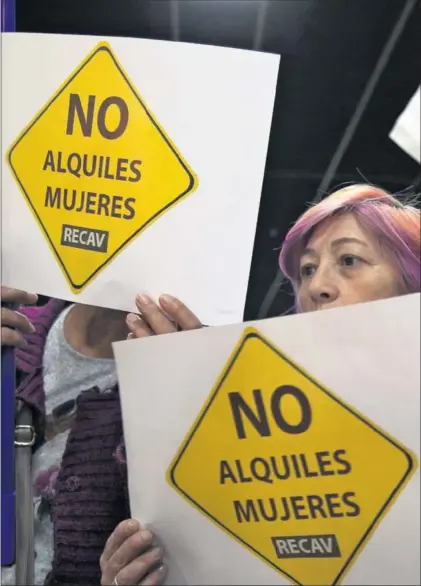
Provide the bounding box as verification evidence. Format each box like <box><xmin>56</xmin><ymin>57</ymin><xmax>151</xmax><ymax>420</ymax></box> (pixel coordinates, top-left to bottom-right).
<box><xmin>167</xmin><ymin>327</ymin><xmax>416</xmax><ymax>586</ymax></box>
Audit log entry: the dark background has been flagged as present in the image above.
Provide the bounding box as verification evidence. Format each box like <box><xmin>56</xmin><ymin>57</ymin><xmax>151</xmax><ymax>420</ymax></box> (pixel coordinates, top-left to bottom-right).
<box><xmin>16</xmin><ymin>0</ymin><xmax>421</xmax><ymax>319</ymax></box>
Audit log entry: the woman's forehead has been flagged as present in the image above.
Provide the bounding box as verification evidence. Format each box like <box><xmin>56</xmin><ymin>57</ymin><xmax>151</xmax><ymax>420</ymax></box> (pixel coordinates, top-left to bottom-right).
<box><xmin>306</xmin><ymin>213</ymin><xmax>369</xmax><ymax>250</ymax></box>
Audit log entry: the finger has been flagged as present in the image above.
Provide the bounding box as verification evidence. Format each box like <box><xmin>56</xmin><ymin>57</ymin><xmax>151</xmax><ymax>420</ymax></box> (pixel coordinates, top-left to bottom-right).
<box><xmin>1</xmin><ymin>308</ymin><xmax>35</xmax><ymax>334</ymax></box>
<box><xmin>106</xmin><ymin>531</ymin><xmax>155</xmax><ymax>583</ymax></box>
<box><xmin>126</xmin><ymin>314</ymin><xmax>153</xmax><ymax>339</ymax></box>
<box><xmin>101</xmin><ymin>520</ymin><xmax>140</xmax><ymax>565</ymax></box>
<box><xmin>1</xmin><ymin>327</ymin><xmax>26</xmax><ymax>348</ymax></box>
<box><xmin>115</xmin><ymin>547</ymin><xmax>163</xmax><ymax>585</ymax></box>
<box><xmin>140</xmin><ymin>564</ymin><xmax>167</xmax><ymax>585</ymax></box>
<box><xmin>135</xmin><ymin>295</ymin><xmax>177</xmax><ymax>335</ymax></box>
<box><xmin>159</xmin><ymin>295</ymin><xmax>201</xmax><ymax>331</ymax></box>
<box><xmin>1</xmin><ymin>287</ymin><xmax>38</xmax><ymax>306</ymax></box>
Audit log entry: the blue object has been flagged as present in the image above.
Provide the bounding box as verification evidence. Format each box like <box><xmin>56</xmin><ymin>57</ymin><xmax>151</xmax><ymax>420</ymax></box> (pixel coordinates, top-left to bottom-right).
<box><xmin>1</xmin><ymin>1</ymin><xmax>17</xmax><ymax>569</ymax></box>
<box><xmin>1</xmin><ymin>0</ymin><xmax>15</xmax><ymax>32</ymax></box>
<box><xmin>1</xmin><ymin>345</ymin><xmax>16</xmax><ymax>568</ymax></box>
<box><xmin>1</xmin><ymin>335</ymin><xmax>16</xmax><ymax>567</ymax></box>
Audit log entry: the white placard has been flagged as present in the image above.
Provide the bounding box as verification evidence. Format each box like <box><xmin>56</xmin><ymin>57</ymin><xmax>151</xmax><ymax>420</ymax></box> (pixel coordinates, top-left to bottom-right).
<box><xmin>390</xmin><ymin>86</ymin><xmax>420</xmax><ymax>164</ymax></box>
<box><xmin>114</xmin><ymin>294</ymin><xmax>420</xmax><ymax>586</ymax></box>
<box><xmin>1</xmin><ymin>33</ymin><xmax>279</xmax><ymax>325</ymax></box>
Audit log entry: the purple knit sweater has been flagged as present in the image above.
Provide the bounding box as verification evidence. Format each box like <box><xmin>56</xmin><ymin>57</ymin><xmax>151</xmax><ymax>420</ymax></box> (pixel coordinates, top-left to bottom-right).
<box><xmin>16</xmin><ymin>299</ymin><xmax>130</xmax><ymax>585</ymax></box>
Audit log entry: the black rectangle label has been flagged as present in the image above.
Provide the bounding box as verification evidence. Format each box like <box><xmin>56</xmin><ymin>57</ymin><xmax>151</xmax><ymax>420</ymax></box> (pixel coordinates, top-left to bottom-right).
<box><xmin>61</xmin><ymin>224</ymin><xmax>109</xmax><ymax>253</ymax></box>
<box><xmin>272</xmin><ymin>534</ymin><xmax>341</xmax><ymax>558</ymax></box>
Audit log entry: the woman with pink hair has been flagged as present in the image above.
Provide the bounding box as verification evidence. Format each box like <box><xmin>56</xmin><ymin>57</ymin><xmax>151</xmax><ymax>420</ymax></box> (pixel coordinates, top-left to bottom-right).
<box><xmin>278</xmin><ymin>184</ymin><xmax>420</xmax><ymax>313</ymax></box>
<box><xmin>106</xmin><ymin>183</ymin><xmax>421</xmax><ymax>585</ymax></box>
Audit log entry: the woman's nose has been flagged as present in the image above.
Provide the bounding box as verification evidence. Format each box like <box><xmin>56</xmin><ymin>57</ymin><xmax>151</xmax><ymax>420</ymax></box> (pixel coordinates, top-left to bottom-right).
<box><xmin>308</xmin><ymin>266</ymin><xmax>340</xmax><ymax>305</ymax></box>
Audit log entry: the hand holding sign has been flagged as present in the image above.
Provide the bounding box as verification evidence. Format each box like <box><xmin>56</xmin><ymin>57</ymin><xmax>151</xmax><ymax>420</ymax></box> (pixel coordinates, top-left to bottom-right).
<box><xmin>1</xmin><ymin>287</ymin><xmax>38</xmax><ymax>347</ymax></box>
<box><xmin>100</xmin><ymin>519</ymin><xmax>166</xmax><ymax>586</ymax></box>
<box><xmin>127</xmin><ymin>294</ymin><xmax>201</xmax><ymax>338</ymax></box>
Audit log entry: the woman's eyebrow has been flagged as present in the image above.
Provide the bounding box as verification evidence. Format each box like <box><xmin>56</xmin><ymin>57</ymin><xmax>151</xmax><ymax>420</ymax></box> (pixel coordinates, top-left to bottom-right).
<box><xmin>301</xmin><ymin>237</ymin><xmax>367</xmax><ymax>259</ymax></box>
<box><xmin>330</xmin><ymin>237</ymin><xmax>368</xmax><ymax>249</ymax></box>
<box><xmin>301</xmin><ymin>247</ymin><xmax>317</xmax><ymax>258</ymax></box>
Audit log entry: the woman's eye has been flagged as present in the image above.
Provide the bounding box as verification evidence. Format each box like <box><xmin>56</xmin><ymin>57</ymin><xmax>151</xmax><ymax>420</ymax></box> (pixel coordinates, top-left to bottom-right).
<box><xmin>340</xmin><ymin>254</ymin><xmax>362</xmax><ymax>268</ymax></box>
<box><xmin>300</xmin><ymin>264</ymin><xmax>317</xmax><ymax>278</ymax></box>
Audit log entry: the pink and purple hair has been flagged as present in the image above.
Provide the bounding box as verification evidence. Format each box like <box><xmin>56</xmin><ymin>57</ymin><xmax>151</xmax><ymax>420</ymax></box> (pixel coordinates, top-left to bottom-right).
<box><xmin>279</xmin><ymin>184</ymin><xmax>421</xmax><ymax>297</ymax></box>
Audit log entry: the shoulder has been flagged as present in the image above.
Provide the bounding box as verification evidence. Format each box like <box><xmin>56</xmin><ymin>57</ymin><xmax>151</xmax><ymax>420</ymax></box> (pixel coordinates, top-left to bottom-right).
<box><xmin>16</xmin><ymin>299</ymin><xmax>68</xmax><ymax>375</ymax></box>
<box><xmin>20</xmin><ymin>298</ymin><xmax>68</xmax><ymax>324</ymax></box>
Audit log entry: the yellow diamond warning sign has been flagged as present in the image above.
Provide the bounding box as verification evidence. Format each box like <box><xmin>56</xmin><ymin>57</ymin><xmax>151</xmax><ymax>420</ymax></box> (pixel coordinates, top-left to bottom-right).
<box><xmin>167</xmin><ymin>328</ymin><xmax>417</xmax><ymax>586</ymax></box>
<box><xmin>7</xmin><ymin>42</ymin><xmax>197</xmax><ymax>293</ymax></box>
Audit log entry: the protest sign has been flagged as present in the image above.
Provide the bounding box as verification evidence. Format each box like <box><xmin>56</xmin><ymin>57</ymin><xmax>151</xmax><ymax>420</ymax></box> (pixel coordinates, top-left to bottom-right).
<box><xmin>1</xmin><ymin>33</ymin><xmax>279</xmax><ymax>324</ymax></box>
<box><xmin>114</xmin><ymin>294</ymin><xmax>420</xmax><ymax>585</ymax></box>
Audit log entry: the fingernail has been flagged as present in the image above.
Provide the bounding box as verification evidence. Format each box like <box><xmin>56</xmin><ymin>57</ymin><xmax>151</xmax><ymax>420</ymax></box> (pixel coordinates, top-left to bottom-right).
<box><xmin>29</xmin><ymin>322</ymin><xmax>36</xmax><ymax>333</ymax></box>
<box><xmin>136</xmin><ymin>294</ymin><xmax>151</xmax><ymax>306</ymax></box>
<box><xmin>141</xmin><ymin>529</ymin><xmax>153</xmax><ymax>541</ymax></box>
<box><xmin>152</xmin><ymin>546</ymin><xmax>163</xmax><ymax>558</ymax></box>
<box><xmin>157</xmin><ymin>564</ymin><xmax>166</xmax><ymax>574</ymax></box>
<box><xmin>159</xmin><ymin>294</ymin><xmax>175</xmax><ymax>307</ymax></box>
<box><xmin>27</xmin><ymin>293</ymin><xmax>38</xmax><ymax>303</ymax></box>
<box><xmin>127</xmin><ymin>519</ymin><xmax>139</xmax><ymax>530</ymax></box>
<box><xmin>126</xmin><ymin>313</ymin><xmax>140</xmax><ymax>325</ymax></box>
<box><xmin>127</xmin><ymin>333</ymin><xmax>134</xmax><ymax>340</ymax></box>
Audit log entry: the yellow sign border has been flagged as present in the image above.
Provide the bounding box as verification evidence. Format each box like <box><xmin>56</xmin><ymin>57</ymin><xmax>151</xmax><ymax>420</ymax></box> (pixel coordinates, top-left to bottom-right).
<box><xmin>7</xmin><ymin>41</ymin><xmax>198</xmax><ymax>293</ymax></box>
<box><xmin>167</xmin><ymin>326</ymin><xmax>418</xmax><ymax>586</ymax></box>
